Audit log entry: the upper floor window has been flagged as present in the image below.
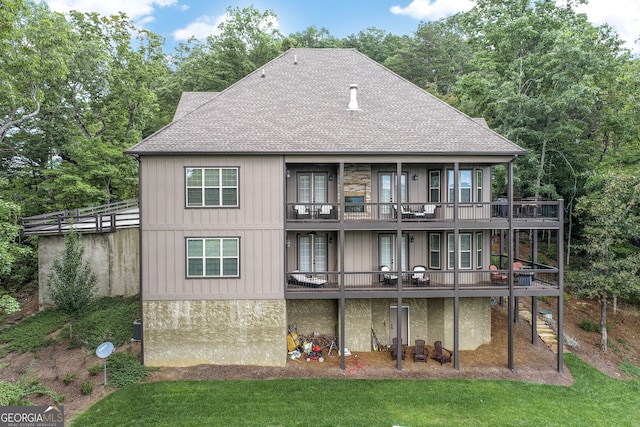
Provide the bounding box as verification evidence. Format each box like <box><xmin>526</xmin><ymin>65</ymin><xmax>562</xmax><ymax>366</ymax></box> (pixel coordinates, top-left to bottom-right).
<box><xmin>186</xmin><ymin>167</ymin><xmax>238</xmax><ymax>207</ymax></box>
<box><xmin>429</xmin><ymin>171</ymin><xmax>440</xmax><ymax>203</ymax></box>
<box><xmin>186</xmin><ymin>237</ymin><xmax>239</xmax><ymax>278</ymax></box>
<box><xmin>448</xmin><ymin>170</ymin><xmax>472</xmax><ymax>203</ymax></box>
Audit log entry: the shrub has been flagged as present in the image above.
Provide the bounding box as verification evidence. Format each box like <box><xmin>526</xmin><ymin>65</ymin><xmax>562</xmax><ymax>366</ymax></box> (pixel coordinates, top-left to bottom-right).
<box><xmin>0</xmin><ymin>377</ymin><xmax>64</xmax><ymax>406</ymax></box>
<box><xmin>579</xmin><ymin>319</ymin><xmax>600</xmax><ymax>333</ymax></box>
<box><xmin>87</xmin><ymin>364</ymin><xmax>102</xmax><ymax>376</ymax></box>
<box><xmin>0</xmin><ymin>309</ymin><xmax>68</xmax><ymax>357</ymax></box>
<box><xmin>81</xmin><ymin>382</ymin><xmax>93</xmax><ymax>395</ymax></box>
<box><xmin>63</xmin><ymin>373</ymin><xmax>76</xmax><ymax>385</ymax></box>
<box><xmin>107</xmin><ymin>351</ymin><xmax>154</xmax><ymax>388</ymax></box>
<box><xmin>71</xmin><ymin>296</ymin><xmax>140</xmax><ymax>349</ymax></box>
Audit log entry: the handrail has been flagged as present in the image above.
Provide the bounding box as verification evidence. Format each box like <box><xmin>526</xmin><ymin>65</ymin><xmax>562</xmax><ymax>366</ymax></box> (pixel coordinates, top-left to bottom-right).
<box><xmin>20</xmin><ymin>199</ymin><xmax>139</xmax><ymax>236</ymax></box>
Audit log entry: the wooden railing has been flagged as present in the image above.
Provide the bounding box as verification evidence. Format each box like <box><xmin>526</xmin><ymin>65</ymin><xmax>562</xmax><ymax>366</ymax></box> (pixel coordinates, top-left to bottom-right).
<box><xmin>20</xmin><ymin>199</ymin><xmax>139</xmax><ymax>236</ymax></box>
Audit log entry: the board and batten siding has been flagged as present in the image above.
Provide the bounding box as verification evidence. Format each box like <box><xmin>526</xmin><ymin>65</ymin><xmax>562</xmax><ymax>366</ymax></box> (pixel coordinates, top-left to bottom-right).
<box><xmin>140</xmin><ymin>155</ymin><xmax>285</xmax><ymax>300</ymax></box>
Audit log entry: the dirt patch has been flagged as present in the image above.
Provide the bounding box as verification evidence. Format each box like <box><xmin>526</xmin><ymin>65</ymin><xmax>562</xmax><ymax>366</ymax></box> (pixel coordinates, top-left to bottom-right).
<box><xmin>1</xmin><ymin>292</ymin><xmax>638</xmax><ymax>422</ymax></box>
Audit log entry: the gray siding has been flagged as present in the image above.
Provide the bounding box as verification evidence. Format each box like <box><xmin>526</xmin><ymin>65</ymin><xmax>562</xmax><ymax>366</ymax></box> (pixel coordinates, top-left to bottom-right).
<box><xmin>141</xmin><ymin>155</ymin><xmax>284</xmax><ymax>300</ymax></box>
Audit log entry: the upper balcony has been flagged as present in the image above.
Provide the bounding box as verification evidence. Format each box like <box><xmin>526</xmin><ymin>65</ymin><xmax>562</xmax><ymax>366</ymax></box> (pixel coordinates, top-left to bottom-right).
<box><xmin>285</xmin><ymin>200</ymin><xmax>561</xmax><ymax>227</ymax></box>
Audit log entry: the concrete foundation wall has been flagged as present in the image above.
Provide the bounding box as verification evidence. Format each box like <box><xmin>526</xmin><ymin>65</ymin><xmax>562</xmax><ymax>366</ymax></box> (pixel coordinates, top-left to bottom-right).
<box><xmin>143</xmin><ymin>299</ymin><xmax>287</xmax><ymax>367</ymax></box>
<box><xmin>38</xmin><ymin>228</ymin><xmax>139</xmax><ymax>308</ymax></box>
<box><xmin>287</xmin><ymin>297</ymin><xmax>491</xmax><ymax>353</ymax></box>
<box><xmin>286</xmin><ymin>300</ymin><xmax>338</xmax><ymax>336</ymax></box>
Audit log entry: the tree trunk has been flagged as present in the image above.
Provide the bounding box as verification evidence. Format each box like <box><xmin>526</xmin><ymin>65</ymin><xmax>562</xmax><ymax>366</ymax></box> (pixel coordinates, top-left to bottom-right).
<box><xmin>600</xmin><ymin>300</ymin><xmax>607</xmax><ymax>352</ymax></box>
<box><xmin>613</xmin><ymin>296</ymin><xmax>617</xmax><ymax>315</ymax></box>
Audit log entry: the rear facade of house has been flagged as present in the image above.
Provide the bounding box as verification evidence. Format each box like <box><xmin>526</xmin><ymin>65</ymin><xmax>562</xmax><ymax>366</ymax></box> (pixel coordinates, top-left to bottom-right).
<box><xmin>127</xmin><ymin>48</ymin><xmax>564</xmax><ymax>370</ymax></box>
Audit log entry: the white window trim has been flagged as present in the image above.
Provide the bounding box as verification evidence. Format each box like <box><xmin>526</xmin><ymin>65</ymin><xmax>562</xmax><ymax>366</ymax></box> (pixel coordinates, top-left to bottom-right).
<box><xmin>186</xmin><ymin>237</ymin><xmax>240</xmax><ymax>278</ymax></box>
<box><xmin>186</xmin><ymin>167</ymin><xmax>239</xmax><ymax>208</ymax></box>
<box><xmin>447</xmin><ymin>232</ymin><xmax>473</xmax><ymax>270</ymax></box>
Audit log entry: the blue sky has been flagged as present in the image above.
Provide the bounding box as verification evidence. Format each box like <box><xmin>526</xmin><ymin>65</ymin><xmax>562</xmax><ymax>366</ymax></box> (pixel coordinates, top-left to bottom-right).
<box><xmin>45</xmin><ymin>0</ymin><xmax>639</xmax><ymax>55</ymax></box>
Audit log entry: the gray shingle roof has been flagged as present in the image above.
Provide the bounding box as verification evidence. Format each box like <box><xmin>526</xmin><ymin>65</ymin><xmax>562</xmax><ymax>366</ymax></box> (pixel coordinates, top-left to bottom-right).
<box><xmin>127</xmin><ymin>48</ymin><xmax>526</xmax><ymax>156</ymax></box>
<box><xmin>172</xmin><ymin>92</ymin><xmax>219</xmax><ymax>121</ymax></box>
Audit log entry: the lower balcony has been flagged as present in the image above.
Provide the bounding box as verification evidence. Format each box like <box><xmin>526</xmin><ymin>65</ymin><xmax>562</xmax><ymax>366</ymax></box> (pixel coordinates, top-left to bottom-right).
<box><xmin>285</xmin><ymin>262</ymin><xmax>560</xmax><ymax>297</ymax></box>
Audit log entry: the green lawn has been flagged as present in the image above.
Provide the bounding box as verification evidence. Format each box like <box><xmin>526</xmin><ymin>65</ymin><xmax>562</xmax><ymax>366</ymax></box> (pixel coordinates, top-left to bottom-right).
<box><xmin>71</xmin><ymin>354</ymin><xmax>640</xmax><ymax>426</ymax></box>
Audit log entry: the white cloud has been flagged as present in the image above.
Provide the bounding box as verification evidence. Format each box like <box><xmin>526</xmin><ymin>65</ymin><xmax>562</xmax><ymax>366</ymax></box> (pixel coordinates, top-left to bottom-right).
<box><xmin>173</xmin><ymin>14</ymin><xmax>229</xmax><ymax>41</ymax></box>
<box><xmin>390</xmin><ymin>0</ymin><xmax>474</xmax><ymax>21</ymax></box>
<box><xmin>45</xmin><ymin>0</ymin><xmax>177</xmax><ymax>20</ymax></box>
<box><xmin>173</xmin><ymin>13</ymin><xmax>279</xmax><ymax>41</ymax></box>
<box><xmin>574</xmin><ymin>0</ymin><xmax>640</xmax><ymax>55</ymax></box>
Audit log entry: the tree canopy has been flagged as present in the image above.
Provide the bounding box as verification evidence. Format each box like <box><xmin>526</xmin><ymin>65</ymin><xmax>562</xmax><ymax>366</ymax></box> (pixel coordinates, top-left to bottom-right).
<box><xmin>2</xmin><ymin>0</ymin><xmax>639</xmax><ymax>317</ymax></box>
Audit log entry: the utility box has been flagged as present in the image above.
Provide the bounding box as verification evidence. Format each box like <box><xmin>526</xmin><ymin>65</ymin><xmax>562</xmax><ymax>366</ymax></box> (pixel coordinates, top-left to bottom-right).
<box><xmin>133</xmin><ymin>319</ymin><xmax>142</xmax><ymax>341</ymax></box>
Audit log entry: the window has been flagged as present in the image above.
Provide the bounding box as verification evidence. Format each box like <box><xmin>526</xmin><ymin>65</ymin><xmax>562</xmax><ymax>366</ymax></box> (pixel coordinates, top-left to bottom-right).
<box><xmin>476</xmin><ymin>170</ymin><xmax>483</xmax><ymax>203</ymax></box>
<box><xmin>186</xmin><ymin>167</ymin><xmax>238</xmax><ymax>207</ymax></box>
<box><xmin>448</xmin><ymin>169</ymin><xmax>472</xmax><ymax>203</ymax></box>
<box><xmin>476</xmin><ymin>232</ymin><xmax>483</xmax><ymax>269</ymax></box>
<box><xmin>186</xmin><ymin>238</ymin><xmax>239</xmax><ymax>277</ymax></box>
<box><xmin>447</xmin><ymin>233</ymin><xmax>472</xmax><ymax>270</ymax></box>
<box><xmin>429</xmin><ymin>171</ymin><xmax>440</xmax><ymax>203</ymax></box>
<box><xmin>429</xmin><ymin>233</ymin><xmax>441</xmax><ymax>269</ymax></box>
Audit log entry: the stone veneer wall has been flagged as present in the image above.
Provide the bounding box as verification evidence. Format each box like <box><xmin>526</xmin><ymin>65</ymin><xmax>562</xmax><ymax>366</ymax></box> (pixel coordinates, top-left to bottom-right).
<box><xmin>342</xmin><ymin>164</ymin><xmax>372</xmax><ymax>204</ymax></box>
<box><xmin>143</xmin><ymin>299</ymin><xmax>286</xmax><ymax>367</ymax></box>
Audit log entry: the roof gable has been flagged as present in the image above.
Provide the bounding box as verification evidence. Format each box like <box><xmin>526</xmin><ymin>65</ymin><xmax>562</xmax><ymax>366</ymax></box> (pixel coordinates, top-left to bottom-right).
<box><xmin>127</xmin><ymin>48</ymin><xmax>526</xmax><ymax>156</ymax></box>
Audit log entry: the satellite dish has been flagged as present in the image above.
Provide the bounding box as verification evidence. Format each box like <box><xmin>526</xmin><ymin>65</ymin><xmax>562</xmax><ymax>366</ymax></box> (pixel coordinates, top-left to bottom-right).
<box><xmin>96</xmin><ymin>342</ymin><xmax>114</xmax><ymax>359</ymax></box>
<box><xmin>96</xmin><ymin>342</ymin><xmax>115</xmax><ymax>386</ymax></box>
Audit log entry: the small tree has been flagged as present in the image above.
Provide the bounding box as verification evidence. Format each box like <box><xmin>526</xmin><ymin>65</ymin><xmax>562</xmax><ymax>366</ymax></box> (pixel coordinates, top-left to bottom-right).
<box><xmin>570</xmin><ymin>173</ymin><xmax>640</xmax><ymax>352</ymax></box>
<box><xmin>47</xmin><ymin>227</ymin><xmax>97</xmax><ymax>338</ymax></box>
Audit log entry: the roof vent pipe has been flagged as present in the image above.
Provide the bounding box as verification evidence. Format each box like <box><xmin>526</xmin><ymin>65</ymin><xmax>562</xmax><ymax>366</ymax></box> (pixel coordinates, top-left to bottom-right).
<box><xmin>348</xmin><ymin>84</ymin><xmax>359</xmax><ymax>110</ymax></box>
<box><xmin>294</xmin><ymin>55</ymin><xmax>297</xmax><ymax>64</ymax></box>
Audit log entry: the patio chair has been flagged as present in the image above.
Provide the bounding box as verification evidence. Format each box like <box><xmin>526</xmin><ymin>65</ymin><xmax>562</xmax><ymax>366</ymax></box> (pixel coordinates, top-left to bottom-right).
<box><xmin>412</xmin><ymin>265</ymin><xmax>430</xmax><ymax>286</ymax></box>
<box><xmin>431</xmin><ymin>340</ymin><xmax>452</xmax><ymax>365</ymax></box>
<box><xmin>414</xmin><ymin>339</ymin><xmax>427</xmax><ymax>362</ymax></box>
<box><xmin>294</xmin><ymin>205</ymin><xmax>310</xmax><ymax>219</ymax></box>
<box><xmin>400</xmin><ymin>204</ymin><xmax>413</xmax><ymax>219</ymax></box>
<box><xmin>290</xmin><ymin>270</ymin><xmax>327</xmax><ymax>288</ymax></box>
<box><xmin>391</xmin><ymin>337</ymin><xmax>406</xmax><ymax>361</ymax></box>
<box><xmin>318</xmin><ymin>204</ymin><xmax>333</xmax><ymax>219</ymax></box>
<box><xmin>422</xmin><ymin>204</ymin><xmax>437</xmax><ymax>219</ymax></box>
<box><xmin>380</xmin><ymin>265</ymin><xmax>398</xmax><ymax>285</ymax></box>
<box><xmin>489</xmin><ymin>265</ymin><xmax>507</xmax><ymax>284</ymax></box>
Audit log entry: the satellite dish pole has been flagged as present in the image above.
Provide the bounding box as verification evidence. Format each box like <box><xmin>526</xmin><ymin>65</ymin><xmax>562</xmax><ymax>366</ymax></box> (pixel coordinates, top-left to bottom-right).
<box><xmin>96</xmin><ymin>342</ymin><xmax>115</xmax><ymax>386</ymax></box>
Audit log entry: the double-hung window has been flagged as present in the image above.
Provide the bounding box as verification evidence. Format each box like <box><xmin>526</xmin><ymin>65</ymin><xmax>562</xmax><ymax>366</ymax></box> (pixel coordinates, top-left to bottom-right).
<box><xmin>447</xmin><ymin>233</ymin><xmax>472</xmax><ymax>270</ymax></box>
<box><xmin>186</xmin><ymin>167</ymin><xmax>238</xmax><ymax>207</ymax></box>
<box><xmin>186</xmin><ymin>238</ymin><xmax>239</xmax><ymax>277</ymax></box>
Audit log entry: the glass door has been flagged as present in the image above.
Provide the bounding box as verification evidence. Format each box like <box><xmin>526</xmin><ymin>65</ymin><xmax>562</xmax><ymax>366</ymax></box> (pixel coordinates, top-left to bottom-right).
<box><xmin>298</xmin><ymin>234</ymin><xmax>327</xmax><ymax>273</ymax></box>
<box><xmin>379</xmin><ymin>172</ymin><xmax>407</xmax><ymax>216</ymax></box>
<box><xmin>379</xmin><ymin>234</ymin><xmax>408</xmax><ymax>273</ymax></box>
<box><xmin>298</xmin><ymin>173</ymin><xmax>328</xmax><ymax>214</ymax></box>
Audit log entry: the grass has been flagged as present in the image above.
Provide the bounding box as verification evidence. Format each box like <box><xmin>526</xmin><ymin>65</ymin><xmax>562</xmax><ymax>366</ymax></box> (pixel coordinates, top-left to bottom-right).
<box><xmin>71</xmin><ymin>354</ymin><xmax>640</xmax><ymax>426</ymax></box>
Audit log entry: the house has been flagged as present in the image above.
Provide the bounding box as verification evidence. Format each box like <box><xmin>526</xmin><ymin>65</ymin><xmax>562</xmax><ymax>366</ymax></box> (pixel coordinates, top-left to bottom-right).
<box><xmin>125</xmin><ymin>48</ymin><xmax>564</xmax><ymax>371</ymax></box>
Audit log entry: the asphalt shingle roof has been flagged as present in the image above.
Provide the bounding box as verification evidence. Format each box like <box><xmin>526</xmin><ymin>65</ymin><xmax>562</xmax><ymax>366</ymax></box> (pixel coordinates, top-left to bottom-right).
<box><xmin>127</xmin><ymin>48</ymin><xmax>526</xmax><ymax>156</ymax></box>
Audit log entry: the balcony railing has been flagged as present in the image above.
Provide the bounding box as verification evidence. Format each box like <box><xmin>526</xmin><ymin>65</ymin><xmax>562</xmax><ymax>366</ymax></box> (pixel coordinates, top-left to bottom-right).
<box><xmin>286</xmin><ymin>266</ymin><xmax>559</xmax><ymax>292</ymax></box>
<box><xmin>285</xmin><ymin>201</ymin><xmax>560</xmax><ymax>223</ymax></box>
